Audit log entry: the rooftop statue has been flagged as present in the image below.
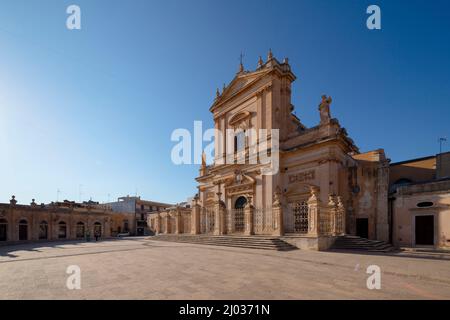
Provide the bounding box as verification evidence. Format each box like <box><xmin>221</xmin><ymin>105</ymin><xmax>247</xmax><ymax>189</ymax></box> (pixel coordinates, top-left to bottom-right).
<box><xmin>319</xmin><ymin>95</ymin><xmax>332</xmax><ymax>125</ymax></box>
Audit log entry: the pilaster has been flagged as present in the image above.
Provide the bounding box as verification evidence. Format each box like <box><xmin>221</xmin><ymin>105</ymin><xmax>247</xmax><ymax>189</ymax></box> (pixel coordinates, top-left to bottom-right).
<box><xmin>307</xmin><ymin>187</ymin><xmax>321</xmax><ymax>237</ymax></box>
<box><xmin>244</xmin><ymin>196</ymin><xmax>254</xmax><ymax>236</ymax></box>
<box><xmin>272</xmin><ymin>192</ymin><xmax>284</xmax><ymax>236</ymax></box>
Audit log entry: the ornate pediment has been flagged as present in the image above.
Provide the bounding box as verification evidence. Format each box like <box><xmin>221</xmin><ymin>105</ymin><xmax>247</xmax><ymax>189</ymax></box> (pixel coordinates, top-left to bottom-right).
<box><xmin>210</xmin><ymin>70</ymin><xmax>270</xmax><ymax>111</ymax></box>
<box><xmin>223</xmin><ymin>169</ymin><xmax>256</xmax><ymax>196</ymax></box>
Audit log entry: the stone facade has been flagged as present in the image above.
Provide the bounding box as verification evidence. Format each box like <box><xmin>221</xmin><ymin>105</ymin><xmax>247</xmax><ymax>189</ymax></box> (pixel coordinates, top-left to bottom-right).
<box><xmin>0</xmin><ymin>197</ymin><xmax>135</xmax><ymax>244</ymax></box>
<box><xmin>106</xmin><ymin>196</ymin><xmax>172</xmax><ymax>236</ymax></box>
<box><xmin>390</xmin><ymin>153</ymin><xmax>450</xmax><ymax>249</ymax></box>
<box><xmin>148</xmin><ymin>52</ymin><xmax>392</xmax><ymax>250</ymax></box>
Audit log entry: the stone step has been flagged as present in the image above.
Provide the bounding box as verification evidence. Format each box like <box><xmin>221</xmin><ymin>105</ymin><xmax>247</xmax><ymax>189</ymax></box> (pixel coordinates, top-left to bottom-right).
<box><xmin>153</xmin><ymin>238</ymin><xmax>292</xmax><ymax>247</ymax></box>
<box><xmin>150</xmin><ymin>235</ymin><xmax>298</xmax><ymax>251</ymax></box>
<box><xmin>332</xmin><ymin>235</ymin><xmax>395</xmax><ymax>252</ymax></box>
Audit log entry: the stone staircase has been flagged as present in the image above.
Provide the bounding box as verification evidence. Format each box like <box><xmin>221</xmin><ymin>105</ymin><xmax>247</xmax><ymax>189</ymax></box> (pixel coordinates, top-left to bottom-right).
<box><xmin>149</xmin><ymin>234</ymin><xmax>298</xmax><ymax>251</ymax></box>
<box><xmin>332</xmin><ymin>235</ymin><xmax>395</xmax><ymax>252</ymax></box>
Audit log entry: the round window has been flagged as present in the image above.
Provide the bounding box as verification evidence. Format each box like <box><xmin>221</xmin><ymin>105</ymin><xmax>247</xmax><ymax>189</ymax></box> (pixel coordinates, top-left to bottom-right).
<box><xmin>417</xmin><ymin>202</ymin><xmax>433</xmax><ymax>208</ymax></box>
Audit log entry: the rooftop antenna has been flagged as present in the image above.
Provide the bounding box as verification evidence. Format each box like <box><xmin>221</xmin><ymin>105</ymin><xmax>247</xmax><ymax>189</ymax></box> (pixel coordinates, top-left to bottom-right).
<box><xmin>56</xmin><ymin>189</ymin><xmax>61</xmax><ymax>202</ymax></box>
<box><xmin>439</xmin><ymin>137</ymin><xmax>447</xmax><ymax>154</ymax></box>
<box><xmin>107</xmin><ymin>193</ymin><xmax>111</xmax><ymax>203</ymax></box>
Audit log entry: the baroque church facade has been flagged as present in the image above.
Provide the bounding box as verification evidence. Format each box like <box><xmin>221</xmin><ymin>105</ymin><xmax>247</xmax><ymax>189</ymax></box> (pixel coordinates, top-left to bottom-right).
<box><xmin>150</xmin><ymin>51</ymin><xmax>394</xmax><ymax>250</ymax></box>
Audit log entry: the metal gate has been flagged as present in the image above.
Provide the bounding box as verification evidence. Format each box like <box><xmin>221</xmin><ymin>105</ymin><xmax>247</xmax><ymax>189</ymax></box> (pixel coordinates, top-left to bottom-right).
<box><xmin>233</xmin><ymin>208</ymin><xmax>245</xmax><ymax>233</ymax></box>
<box><xmin>288</xmin><ymin>201</ymin><xmax>309</xmax><ymax>234</ymax></box>
<box><xmin>201</xmin><ymin>208</ymin><xmax>215</xmax><ymax>234</ymax></box>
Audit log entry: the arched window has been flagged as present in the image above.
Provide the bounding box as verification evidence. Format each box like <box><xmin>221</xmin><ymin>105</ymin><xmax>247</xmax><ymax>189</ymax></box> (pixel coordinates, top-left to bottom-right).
<box><xmin>123</xmin><ymin>220</ymin><xmax>129</xmax><ymax>233</ymax></box>
<box><xmin>19</xmin><ymin>219</ymin><xmax>28</xmax><ymax>241</ymax></box>
<box><xmin>234</xmin><ymin>131</ymin><xmax>246</xmax><ymax>153</ymax></box>
<box><xmin>234</xmin><ymin>196</ymin><xmax>247</xmax><ymax>209</ymax></box>
<box><xmin>58</xmin><ymin>222</ymin><xmax>67</xmax><ymax>239</ymax></box>
<box><xmin>234</xmin><ymin>196</ymin><xmax>247</xmax><ymax>233</ymax></box>
<box><xmin>0</xmin><ymin>219</ymin><xmax>7</xmax><ymax>241</ymax></box>
<box><xmin>94</xmin><ymin>222</ymin><xmax>102</xmax><ymax>237</ymax></box>
<box><xmin>39</xmin><ymin>221</ymin><xmax>48</xmax><ymax>240</ymax></box>
<box><xmin>76</xmin><ymin>222</ymin><xmax>85</xmax><ymax>239</ymax></box>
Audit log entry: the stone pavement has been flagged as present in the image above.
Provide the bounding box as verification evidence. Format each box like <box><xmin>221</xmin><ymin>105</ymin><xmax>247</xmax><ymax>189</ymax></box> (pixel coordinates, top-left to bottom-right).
<box><xmin>0</xmin><ymin>238</ymin><xmax>449</xmax><ymax>300</ymax></box>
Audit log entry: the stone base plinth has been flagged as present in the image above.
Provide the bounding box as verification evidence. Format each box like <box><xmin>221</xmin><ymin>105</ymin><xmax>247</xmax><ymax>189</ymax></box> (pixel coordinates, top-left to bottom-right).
<box><xmin>281</xmin><ymin>235</ymin><xmax>338</xmax><ymax>251</ymax></box>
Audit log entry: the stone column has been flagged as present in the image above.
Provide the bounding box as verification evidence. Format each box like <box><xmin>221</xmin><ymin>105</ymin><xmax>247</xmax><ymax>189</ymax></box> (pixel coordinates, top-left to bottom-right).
<box><xmin>175</xmin><ymin>209</ymin><xmax>182</xmax><ymax>234</ymax></box>
<box><xmin>9</xmin><ymin>196</ymin><xmax>16</xmax><ymax>242</ymax></box>
<box><xmin>244</xmin><ymin>196</ymin><xmax>254</xmax><ymax>236</ymax></box>
<box><xmin>307</xmin><ymin>187</ymin><xmax>321</xmax><ymax>237</ymax></box>
<box><xmin>104</xmin><ymin>218</ymin><xmax>112</xmax><ymax>238</ymax></box>
<box><xmin>157</xmin><ymin>214</ymin><xmax>162</xmax><ymax>234</ymax></box>
<box><xmin>164</xmin><ymin>214</ymin><xmax>170</xmax><ymax>234</ymax></box>
<box><xmin>376</xmin><ymin>159</ymin><xmax>390</xmax><ymax>242</ymax></box>
<box><xmin>214</xmin><ymin>192</ymin><xmax>226</xmax><ymax>236</ymax></box>
<box><xmin>272</xmin><ymin>192</ymin><xmax>284</xmax><ymax>236</ymax></box>
<box><xmin>328</xmin><ymin>195</ymin><xmax>338</xmax><ymax>236</ymax></box>
<box><xmin>191</xmin><ymin>196</ymin><xmax>201</xmax><ymax>235</ymax></box>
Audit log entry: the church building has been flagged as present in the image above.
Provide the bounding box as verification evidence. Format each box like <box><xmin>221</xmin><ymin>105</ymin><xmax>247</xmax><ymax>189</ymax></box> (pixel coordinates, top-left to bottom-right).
<box><xmin>150</xmin><ymin>51</ymin><xmax>394</xmax><ymax>250</ymax></box>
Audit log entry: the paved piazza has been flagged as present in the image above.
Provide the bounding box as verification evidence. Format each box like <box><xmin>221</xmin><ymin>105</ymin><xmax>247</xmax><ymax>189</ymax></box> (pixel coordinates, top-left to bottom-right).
<box><xmin>0</xmin><ymin>238</ymin><xmax>449</xmax><ymax>300</ymax></box>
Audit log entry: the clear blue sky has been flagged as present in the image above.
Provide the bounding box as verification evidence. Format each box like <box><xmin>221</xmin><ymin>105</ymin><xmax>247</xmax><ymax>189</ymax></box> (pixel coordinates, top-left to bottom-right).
<box><xmin>0</xmin><ymin>0</ymin><xmax>449</xmax><ymax>205</ymax></box>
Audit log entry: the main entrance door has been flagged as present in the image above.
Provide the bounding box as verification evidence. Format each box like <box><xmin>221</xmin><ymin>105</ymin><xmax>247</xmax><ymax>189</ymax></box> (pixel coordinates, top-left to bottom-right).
<box><xmin>234</xmin><ymin>197</ymin><xmax>247</xmax><ymax>233</ymax></box>
<box><xmin>356</xmin><ymin>218</ymin><xmax>369</xmax><ymax>239</ymax></box>
<box><xmin>415</xmin><ymin>215</ymin><xmax>434</xmax><ymax>246</ymax></box>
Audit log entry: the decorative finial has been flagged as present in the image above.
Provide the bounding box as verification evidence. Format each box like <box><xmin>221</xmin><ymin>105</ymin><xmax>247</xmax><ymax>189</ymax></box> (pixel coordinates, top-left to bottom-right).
<box><xmin>267</xmin><ymin>49</ymin><xmax>273</xmax><ymax>61</ymax></box>
<box><xmin>258</xmin><ymin>56</ymin><xmax>264</xmax><ymax>67</ymax></box>
<box><xmin>283</xmin><ymin>57</ymin><xmax>289</xmax><ymax>64</ymax></box>
<box><xmin>216</xmin><ymin>88</ymin><xmax>220</xmax><ymax>99</ymax></box>
<box><xmin>10</xmin><ymin>195</ymin><xmax>17</xmax><ymax>205</ymax></box>
<box><xmin>223</xmin><ymin>83</ymin><xmax>226</xmax><ymax>93</ymax></box>
<box><xmin>238</xmin><ymin>52</ymin><xmax>245</xmax><ymax>73</ymax></box>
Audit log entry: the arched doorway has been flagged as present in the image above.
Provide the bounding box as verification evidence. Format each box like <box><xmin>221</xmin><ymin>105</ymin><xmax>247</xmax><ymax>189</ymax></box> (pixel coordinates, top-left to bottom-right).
<box><xmin>19</xmin><ymin>219</ymin><xmax>28</xmax><ymax>241</ymax></box>
<box><xmin>0</xmin><ymin>219</ymin><xmax>7</xmax><ymax>241</ymax></box>
<box><xmin>39</xmin><ymin>221</ymin><xmax>48</xmax><ymax>240</ymax></box>
<box><xmin>94</xmin><ymin>222</ymin><xmax>102</xmax><ymax>237</ymax></box>
<box><xmin>58</xmin><ymin>222</ymin><xmax>67</xmax><ymax>239</ymax></box>
<box><xmin>234</xmin><ymin>196</ymin><xmax>247</xmax><ymax>232</ymax></box>
<box><xmin>76</xmin><ymin>222</ymin><xmax>85</xmax><ymax>239</ymax></box>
